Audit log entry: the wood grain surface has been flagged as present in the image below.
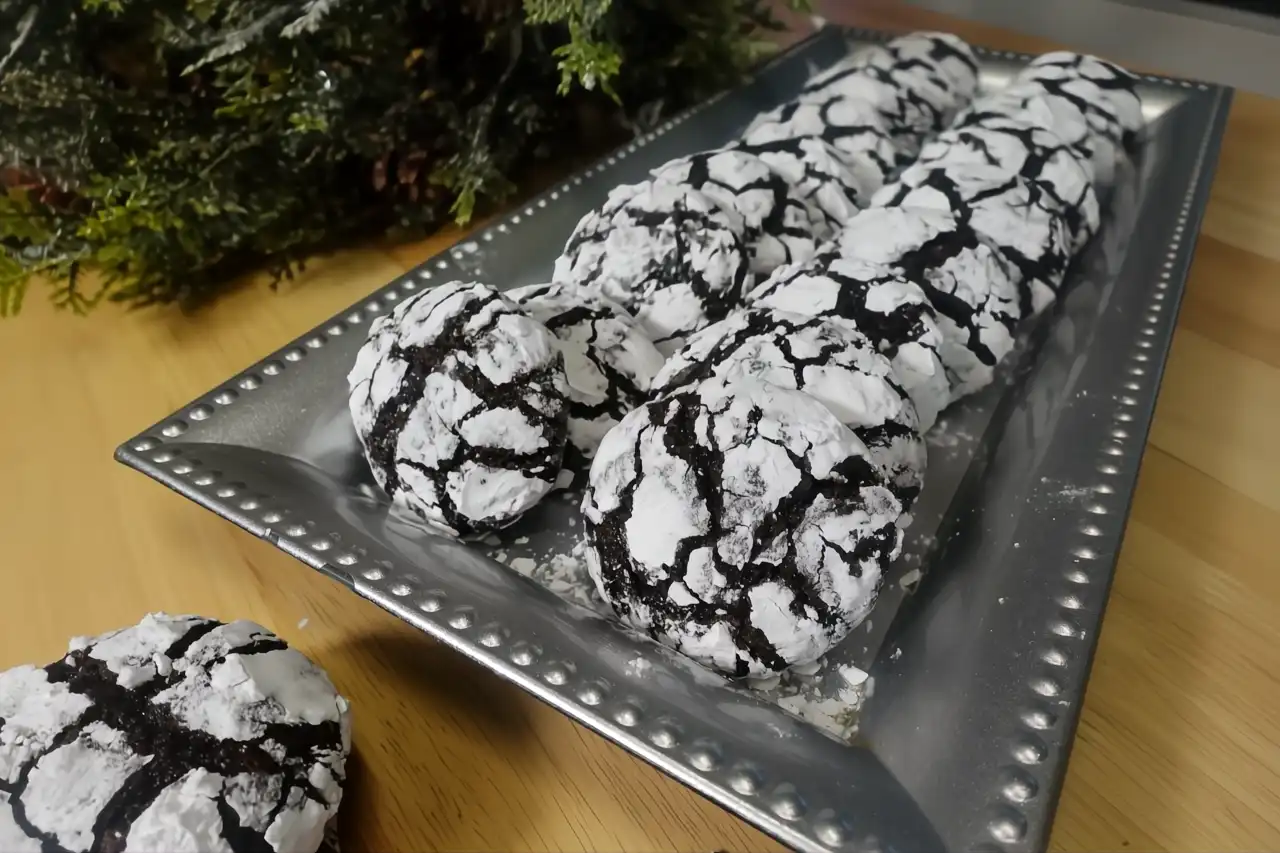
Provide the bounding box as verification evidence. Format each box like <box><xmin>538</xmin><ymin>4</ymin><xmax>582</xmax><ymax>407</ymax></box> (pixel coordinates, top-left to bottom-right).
<box><xmin>3</xmin><ymin>3</ymin><xmax>1279</xmax><ymax>850</ymax></box>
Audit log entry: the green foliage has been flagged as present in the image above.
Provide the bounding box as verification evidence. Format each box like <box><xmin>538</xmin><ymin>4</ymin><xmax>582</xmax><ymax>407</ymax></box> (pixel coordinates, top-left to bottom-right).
<box><xmin>0</xmin><ymin>0</ymin><xmax>807</xmax><ymax>315</ymax></box>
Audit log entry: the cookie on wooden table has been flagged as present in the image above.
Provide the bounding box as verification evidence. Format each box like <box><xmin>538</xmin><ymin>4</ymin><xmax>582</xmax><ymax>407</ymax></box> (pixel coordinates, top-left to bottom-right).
<box><xmin>0</xmin><ymin>613</ymin><xmax>351</xmax><ymax>853</ymax></box>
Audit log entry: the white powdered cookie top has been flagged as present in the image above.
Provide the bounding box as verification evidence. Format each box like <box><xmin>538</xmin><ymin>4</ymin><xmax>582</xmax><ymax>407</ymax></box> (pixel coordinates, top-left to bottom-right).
<box><xmin>740</xmin><ymin>136</ymin><xmax>881</xmax><ymax>226</ymax></box>
<box><xmin>651</xmin><ymin>147</ymin><xmax>833</xmax><ymax>275</ymax></box>
<box><xmin>962</xmin><ymin>82</ymin><xmax>1117</xmax><ymax>184</ymax></box>
<box><xmin>508</xmin><ymin>282</ymin><xmax>665</xmax><ymax>486</ymax></box>
<box><xmin>347</xmin><ymin>281</ymin><xmax>569</xmax><ymax>536</ymax></box>
<box><xmin>917</xmin><ymin>116</ymin><xmax>1100</xmax><ymax>252</ymax></box>
<box><xmin>583</xmin><ymin>378</ymin><xmax>904</xmax><ymax>677</ymax></box>
<box><xmin>651</xmin><ymin>307</ymin><xmax>925</xmax><ymax>505</ymax></box>
<box><xmin>874</xmin><ymin>162</ymin><xmax>1073</xmax><ymax>316</ymax></box>
<box><xmin>0</xmin><ymin>613</ymin><xmax>351</xmax><ymax>853</ymax></box>
<box><xmin>552</xmin><ymin>181</ymin><xmax>750</xmax><ymax>355</ymax></box>
<box><xmin>743</xmin><ymin>96</ymin><xmax>902</xmax><ymax>173</ymax></box>
<box><xmin>749</xmin><ymin>252</ymin><xmax>952</xmax><ymax>430</ymax></box>
<box><xmin>1021</xmin><ymin>51</ymin><xmax>1143</xmax><ymax>140</ymax></box>
<box><xmin>835</xmin><ymin>206</ymin><xmax>1021</xmax><ymax>398</ymax></box>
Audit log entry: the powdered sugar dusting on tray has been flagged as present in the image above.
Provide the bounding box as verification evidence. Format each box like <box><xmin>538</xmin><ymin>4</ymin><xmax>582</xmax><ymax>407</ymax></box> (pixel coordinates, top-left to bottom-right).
<box><xmin>470</xmin><ymin>407</ymin><xmax>974</xmax><ymax>740</ymax></box>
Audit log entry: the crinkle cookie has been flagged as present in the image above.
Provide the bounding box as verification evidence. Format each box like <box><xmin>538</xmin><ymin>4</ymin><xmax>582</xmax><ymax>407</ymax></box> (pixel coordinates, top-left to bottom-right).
<box><xmin>553</xmin><ymin>181</ymin><xmax>751</xmax><ymax>354</ymax></box>
<box><xmin>583</xmin><ymin>378</ymin><xmax>904</xmax><ymax>677</ymax></box>
<box><xmin>873</xmin><ymin>162</ymin><xmax>1074</xmax><ymax>316</ymax></box>
<box><xmin>0</xmin><ymin>613</ymin><xmax>351</xmax><ymax>853</ymax></box>
<box><xmin>649</xmin><ymin>307</ymin><xmax>926</xmax><ymax>505</ymax></box>
<box><xmin>348</xmin><ymin>281</ymin><xmax>569</xmax><ymax>536</ymax></box>
<box><xmin>507</xmin><ymin>282</ymin><xmax>665</xmax><ymax>490</ymax></box>
<box><xmin>749</xmin><ymin>252</ymin><xmax>952</xmax><ymax>430</ymax></box>
<box><xmin>834</xmin><ymin>206</ymin><xmax>1022</xmax><ymax>398</ymax></box>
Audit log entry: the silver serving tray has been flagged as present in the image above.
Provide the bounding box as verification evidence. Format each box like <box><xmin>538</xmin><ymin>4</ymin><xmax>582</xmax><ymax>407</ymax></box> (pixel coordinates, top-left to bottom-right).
<box><xmin>116</xmin><ymin>28</ymin><xmax>1232</xmax><ymax>853</ymax></box>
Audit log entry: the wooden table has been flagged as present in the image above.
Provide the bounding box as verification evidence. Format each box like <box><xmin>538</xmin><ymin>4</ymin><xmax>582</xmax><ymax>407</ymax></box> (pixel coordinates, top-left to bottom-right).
<box><xmin>4</xmin><ymin>4</ymin><xmax>1279</xmax><ymax>851</ymax></box>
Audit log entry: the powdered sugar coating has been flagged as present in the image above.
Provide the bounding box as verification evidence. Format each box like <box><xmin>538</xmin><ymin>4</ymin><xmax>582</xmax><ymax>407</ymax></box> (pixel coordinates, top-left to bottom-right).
<box><xmin>873</xmin><ymin>162</ymin><xmax>1073</xmax><ymax>316</ymax></box>
<box><xmin>650</xmin><ymin>307</ymin><xmax>926</xmax><ymax>505</ymax></box>
<box><xmin>803</xmin><ymin>33</ymin><xmax>977</xmax><ymax>119</ymax></box>
<box><xmin>0</xmin><ymin>613</ymin><xmax>351</xmax><ymax>853</ymax></box>
<box><xmin>835</xmin><ymin>206</ymin><xmax>1022</xmax><ymax>397</ymax></box>
<box><xmin>748</xmin><ymin>252</ymin><xmax>952</xmax><ymax>430</ymax></box>
<box><xmin>650</xmin><ymin>147</ymin><xmax>833</xmax><ymax>274</ymax></box>
<box><xmin>348</xmin><ymin>281</ymin><xmax>569</xmax><ymax>536</ymax></box>
<box><xmin>1021</xmin><ymin>51</ymin><xmax>1143</xmax><ymax>143</ymax></box>
<box><xmin>916</xmin><ymin>116</ymin><xmax>1100</xmax><ymax>252</ymax></box>
<box><xmin>553</xmin><ymin>181</ymin><xmax>751</xmax><ymax>354</ymax></box>
<box><xmin>507</xmin><ymin>282</ymin><xmax>666</xmax><ymax>489</ymax></box>
<box><xmin>583</xmin><ymin>378</ymin><xmax>904</xmax><ymax>676</ymax></box>
<box><xmin>798</xmin><ymin>33</ymin><xmax>979</xmax><ymax>152</ymax></box>
<box><xmin>953</xmin><ymin>84</ymin><xmax>1115</xmax><ymax>184</ymax></box>
<box><xmin>739</xmin><ymin>137</ymin><xmax>881</xmax><ymax>225</ymax></box>
<box><xmin>742</xmin><ymin>96</ymin><xmax>901</xmax><ymax>177</ymax></box>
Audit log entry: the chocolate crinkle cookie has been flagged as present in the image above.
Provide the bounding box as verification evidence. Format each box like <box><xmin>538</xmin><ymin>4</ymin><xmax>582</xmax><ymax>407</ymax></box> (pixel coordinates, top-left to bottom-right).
<box><xmin>748</xmin><ymin>252</ymin><xmax>953</xmax><ymax>431</ymax></box>
<box><xmin>915</xmin><ymin>116</ymin><xmax>1100</xmax><ymax>253</ymax></box>
<box><xmin>1018</xmin><ymin>51</ymin><xmax>1143</xmax><ymax>150</ymax></box>
<box><xmin>348</xmin><ymin>281</ymin><xmax>570</xmax><ymax>537</ymax></box>
<box><xmin>834</xmin><ymin>206</ymin><xmax>1023</xmax><ymax>399</ymax></box>
<box><xmin>0</xmin><ymin>613</ymin><xmax>351</xmax><ymax>853</ymax></box>
<box><xmin>649</xmin><ymin>147</ymin><xmax>834</xmax><ymax>276</ymax></box>
<box><xmin>798</xmin><ymin>32</ymin><xmax>980</xmax><ymax>153</ymax></box>
<box><xmin>507</xmin><ymin>283</ymin><xmax>666</xmax><ymax>491</ymax></box>
<box><xmin>649</xmin><ymin>307</ymin><xmax>926</xmax><ymax>507</ymax></box>
<box><xmin>737</xmin><ymin>137</ymin><xmax>883</xmax><ymax>226</ymax></box>
<box><xmin>583</xmin><ymin>378</ymin><xmax>904</xmax><ymax>677</ymax></box>
<box><xmin>872</xmin><ymin>162</ymin><xmax>1074</xmax><ymax>317</ymax></box>
<box><xmin>742</xmin><ymin>96</ymin><xmax>902</xmax><ymax>177</ymax></box>
<box><xmin>552</xmin><ymin>180</ymin><xmax>751</xmax><ymax>355</ymax></box>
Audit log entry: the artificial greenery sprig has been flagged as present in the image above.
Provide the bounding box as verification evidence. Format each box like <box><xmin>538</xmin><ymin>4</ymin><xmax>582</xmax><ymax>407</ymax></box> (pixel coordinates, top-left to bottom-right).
<box><xmin>0</xmin><ymin>0</ymin><xmax>806</xmax><ymax>315</ymax></box>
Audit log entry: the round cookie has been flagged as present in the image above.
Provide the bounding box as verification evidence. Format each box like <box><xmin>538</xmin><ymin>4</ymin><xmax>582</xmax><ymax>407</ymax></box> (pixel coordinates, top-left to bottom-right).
<box><xmin>0</xmin><ymin>613</ymin><xmax>351</xmax><ymax>853</ymax></box>
<box><xmin>872</xmin><ymin>162</ymin><xmax>1073</xmax><ymax>316</ymax></box>
<box><xmin>952</xmin><ymin>85</ymin><xmax>1117</xmax><ymax>185</ymax></box>
<box><xmin>877</xmin><ymin>31</ymin><xmax>980</xmax><ymax>104</ymax></box>
<box><xmin>1020</xmin><ymin>51</ymin><xmax>1143</xmax><ymax>146</ymax></box>
<box><xmin>736</xmin><ymin>136</ymin><xmax>880</xmax><ymax>226</ymax></box>
<box><xmin>834</xmin><ymin>206</ymin><xmax>1022</xmax><ymax>398</ymax></box>
<box><xmin>802</xmin><ymin>65</ymin><xmax>951</xmax><ymax>155</ymax></box>
<box><xmin>801</xmin><ymin>32</ymin><xmax>979</xmax><ymax>131</ymax></box>
<box><xmin>650</xmin><ymin>147</ymin><xmax>833</xmax><ymax>275</ymax></box>
<box><xmin>650</xmin><ymin>307</ymin><xmax>926</xmax><ymax>505</ymax></box>
<box><xmin>915</xmin><ymin>115</ymin><xmax>1100</xmax><ymax>252</ymax></box>
<box><xmin>748</xmin><ymin>252</ymin><xmax>952</xmax><ymax>430</ymax></box>
<box><xmin>582</xmin><ymin>377</ymin><xmax>904</xmax><ymax>677</ymax></box>
<box><xmin>347</xmin><ymin>281</ymin><xmax>569</xmax><ymax>537</ymax></box>
<box><xmin>552</xmin><ymin>180</ymin><xmax>751</xmax><ymax>355</ymax></box>
<box><xmin>507</xmin><ymin>282</ymin><xmax>666</xmax><ymax>490</ymax></box>
<box><xmin>743</xmin><ymin>95</ymin><xmax>901</xmax><ymax>176</ymax></box>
